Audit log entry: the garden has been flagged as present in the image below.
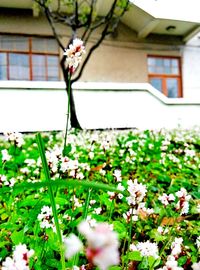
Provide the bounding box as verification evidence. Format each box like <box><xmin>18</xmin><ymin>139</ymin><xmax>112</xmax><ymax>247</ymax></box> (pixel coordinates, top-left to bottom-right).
<box><xmin>0</xmin><ymin>126</ymin><xmax>199</xmax><ymax>270</ymax></box>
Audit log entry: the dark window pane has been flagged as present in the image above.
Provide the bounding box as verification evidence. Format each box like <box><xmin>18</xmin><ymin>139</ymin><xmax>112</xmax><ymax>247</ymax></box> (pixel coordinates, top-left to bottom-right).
<box><xmin>9</xmin><ymin>53</ymin><xmax>29</xmax><ymax>80</ymax></box>
<box><xmin>0</xmin><ymin>53</ymin><xmax>7</xmax><ymax>80</ymax></box>
<box><xmin>166</xmin><ymin>78</ymin><xmax>178</xmax><ymax>98</ymax></box>
<box><xmin>150</xmin><ymin>78</ymin><xmax>163</xmax><ymax>93</ymax></box>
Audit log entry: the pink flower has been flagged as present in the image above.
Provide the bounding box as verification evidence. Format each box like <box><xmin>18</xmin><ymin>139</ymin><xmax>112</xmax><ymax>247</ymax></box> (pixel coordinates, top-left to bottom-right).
<box><xmin>78</xmin><ymin>221</ymin><xmax>120</xmax><ymax>270</ymax></box>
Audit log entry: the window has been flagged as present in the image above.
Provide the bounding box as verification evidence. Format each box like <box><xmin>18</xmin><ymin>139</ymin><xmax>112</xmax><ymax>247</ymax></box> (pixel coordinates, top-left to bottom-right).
<box><xmin>147</xmin><ymin>56</ymin><xmax>182</xmax><ymax>98</ymax></box>
<box><xmin>0</xmin><ymin>35</ymin><xmax>60</xmax><ymax>81</ymax></box>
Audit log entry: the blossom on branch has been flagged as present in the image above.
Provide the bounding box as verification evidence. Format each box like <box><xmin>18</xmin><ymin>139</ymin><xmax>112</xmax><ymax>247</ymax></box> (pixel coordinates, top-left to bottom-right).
<box><xmin>64</xmin><ymin>38</ymin><xmax>85</xmax><ymax>74</ymax></box>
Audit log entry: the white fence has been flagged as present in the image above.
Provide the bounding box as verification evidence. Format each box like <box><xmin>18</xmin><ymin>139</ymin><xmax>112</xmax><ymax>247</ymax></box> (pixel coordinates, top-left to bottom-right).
<box><xmin>0</xmin><ymin>81</ymin><xmax>199</xmax><ymax>132</ymax></box>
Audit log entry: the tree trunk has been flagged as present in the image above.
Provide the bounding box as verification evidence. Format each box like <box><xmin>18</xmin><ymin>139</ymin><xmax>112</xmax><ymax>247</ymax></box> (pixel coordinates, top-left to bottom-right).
<box><xmin>68</xmin><ymin>81</ymin><xmax>82</xmax><ymax>129</ymax></box>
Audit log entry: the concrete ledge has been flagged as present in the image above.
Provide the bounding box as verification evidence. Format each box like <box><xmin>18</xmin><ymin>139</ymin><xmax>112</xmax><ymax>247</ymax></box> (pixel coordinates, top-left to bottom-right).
<box><xmin>1</xmin><ymin>80</ymin><xmax>200</xmax><ymax>105</ymax></box>
<box><xmin>0</xmin><ymin>80</ymin><xmax>199</xmax><ymax>131</ymax></box>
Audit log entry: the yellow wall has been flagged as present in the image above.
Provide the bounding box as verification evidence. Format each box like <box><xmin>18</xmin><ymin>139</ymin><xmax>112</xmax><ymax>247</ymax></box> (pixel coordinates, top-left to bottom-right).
<box><xmin>0</xmin><ymin>9</ymin><xmax>181</xmax><ymax>83</ymax></box>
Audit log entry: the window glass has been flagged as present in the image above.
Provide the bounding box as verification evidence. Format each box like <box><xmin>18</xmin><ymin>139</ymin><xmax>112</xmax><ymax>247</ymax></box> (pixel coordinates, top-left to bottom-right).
<box><xmin>166</xmin><ymin>78</ymin><xmax>178</xmax><ymax>98</ymax></box>
<box><xmin>150</xmin><ymin>78</ymin><xmax>162</xmax><ymax>93</ymax></box>
<box><xmin>32</xmin><ymin>55</ymin><xmax>46</xmax><ymax>80</ymax></box>
<box><xmin>155</xmin><ymin>58</ymin><xmax>163</xmax><ymax>67</ymax></box>
<box><xmin>0</xmin><ymin>53</ymin><xmax>7</xmax><ymax>79</ymax></box>
<box><xmin>0</xmin><ymin>35</ymin><xmax>29</xmax><ymax>51</ymax></box>
<box><xmin>32</xmin><ymin>37</ymin><xmax>58</xmax><ymax>53</ymax></box>
<box><xmin>9</xmin><ymin>53</ymin><xmax>29</xmax><ymax>80</ymax></box>
<box><xmin>164</xmin><ymin>66</ymin><xmax>171</xmax><ymax>74</ymax></box>
<box><xmin>47</xmin><ymin>55</ymin><xmax>59</xmax><ymax>80</ymax></box>
<box><xmin>147</xmin><ymin>57</ymin><xmax>155</xmax><ymax>66</ymax></box>
<box><xmin>172</xmin><ymin>59</ymin><xmax>178</xmax><ymax>67</ymax></box>
<box><xmin>164</xmin><ymin>59</ymin><xmax>170</xmax><ymax>67</ymax></box>
<box><xmin>171</xmin><ymin>67</ymin><xmax>179</xmax><ymax>75</ymax></box>
<box><xmin>0</xmin><ymin>35</ymin><xmax>60</xmax><ymax>81</ymax></box>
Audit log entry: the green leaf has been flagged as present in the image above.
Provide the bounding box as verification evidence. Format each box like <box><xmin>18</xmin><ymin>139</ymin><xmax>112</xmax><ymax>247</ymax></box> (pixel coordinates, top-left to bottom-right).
<box><xmin>178</xmin><ymin>256</ymin><xmax>188</xmax><ymax>266</ymax></box>
<box><xmin>1</xmin><ymin>213</ymin><xmax>9</xmax><ymax>220</ymax></box>
<box><xmin>128</xmin><ymin>251</ymin><xmax>142</xmax><ymax>261</ymax></box>
<box><xmin>113</xmin><ymin>221</ymin><xmax>127</xmax><ymax>239</ymax></box>
<box><xmin>63</xmin><ymin>144</ymin><xmax>72</xmax><ymax>156</ymax></box>
<box><xmin>11</xmin><ymin>230</ymin><xmax>24</xmax><ymax>245</ymax></box>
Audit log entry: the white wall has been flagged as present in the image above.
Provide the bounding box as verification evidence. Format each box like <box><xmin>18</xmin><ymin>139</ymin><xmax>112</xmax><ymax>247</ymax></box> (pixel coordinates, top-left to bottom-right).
<box><xmin>182</xmin><ymin>45</ymin><xmax>200</xmax><ymax>99</ymax></box>
<box><xmin>0</xmin><ymin>81</ymin><xmax>199</xmax><ymax>132</ymax></box>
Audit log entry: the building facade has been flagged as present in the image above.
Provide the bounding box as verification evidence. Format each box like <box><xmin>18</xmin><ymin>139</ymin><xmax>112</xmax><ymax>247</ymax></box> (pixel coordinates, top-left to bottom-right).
<box><xmin>0</xmin><ymin>0</ymin><xmax>200</xmax><ymax>131</ymax></box>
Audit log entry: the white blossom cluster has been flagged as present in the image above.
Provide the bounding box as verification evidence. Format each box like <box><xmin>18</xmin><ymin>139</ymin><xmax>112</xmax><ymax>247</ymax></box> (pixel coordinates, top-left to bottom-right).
<box><xmin>127</xmin><ymin>179</ymin><xmax>147</xmax><ymax>206</ymax></box>
<box><xmin>1</xmin><ymin>149</ymin><xmax>11</xmax><ymax>162</ymax></box>
<box><xmin>123</xmin><ymin>202</ymin><xmax>154</xmax><ymax>222</ymax></box>
<box><xmin>107</xmin><ymin>169</ymin><xmax>125</xmax><ymax>200</ymax></box>
<box><xmin>37</xmin><ymin>205</ymin><xmax>57</xmax><ymax>232</ymax></box>
<box><xmin>2</xmin><ymin>244</ymin><xmax>34</xmax><ymax>270</ymax></box>
<box><xmin>4</xmin><ymin>132</ymin><xmax>25</xmax><ymax>147</ymax></box>
<box><xmin>158</xmin><ymin>193</ymin><xmax>175</xmax><ymax>206</ymax></box>
<box><xmin>130</xmin><ymin>240</ymin><xmax>159</xmax><ymax>259</ymax></box>
<box><xmin>0</xmin><ymin>174</ymin><xmax>15</xmax><ymax>187</ymax></box>
<box><xmin>64</xmin><ymin>38</ymin><xmax>85</xmax><ymax>74</ymax></box>
<box><xmin>157</xmin><ymin>237</ymin><xmax>183</xmax><ymax>270</ymax></box>
<box><xmin>196</xmin><ymin>236</ymin><xmax>200</xmax><ymax>250</ymax></box>
<box><xmin>175</xmin><ymin>188</ymin><xmax>191</xmax><ymax>215</ymax></box>
<box><xmin>42</xmin><ymin>146</ymin><xmax>90</xmax><ymax>180</ymax></box>
<box><xmin>157</xmin><ymin>255</ymin><xmax>183</xmax><ymax>270</ymax></box>
<box><xmin>158</xmin><ymin>188</ymin><xmax>191</xmax><ymax>215</ymax></box>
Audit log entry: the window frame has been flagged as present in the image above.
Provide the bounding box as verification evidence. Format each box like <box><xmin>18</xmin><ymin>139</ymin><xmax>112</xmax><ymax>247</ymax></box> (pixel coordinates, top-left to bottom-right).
<box><xmin>147</xmin><ymin>55</ymin><xmax>182</xmax><ymax>98</ymax></box>
<box><xmin>0</xmin><ymin>34</ymin><xmax>60</xmax><ymax>81</ymax></box>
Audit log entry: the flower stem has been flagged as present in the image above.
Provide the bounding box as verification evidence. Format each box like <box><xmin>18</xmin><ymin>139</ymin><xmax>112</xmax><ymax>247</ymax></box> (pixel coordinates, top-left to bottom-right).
<box><xmin>36</xmin><ymin>133</ymin><xmax>65</xmax><ymax>270</ymax></box>
<box><xmin>125</xmin><ymin>208</ymin><xmax>134</xmax><ymax>270</ymax></box>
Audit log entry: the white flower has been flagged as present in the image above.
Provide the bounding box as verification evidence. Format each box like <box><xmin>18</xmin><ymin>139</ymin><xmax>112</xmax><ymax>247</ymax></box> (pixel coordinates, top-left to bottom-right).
<box><xmin>158</xmin><ymin>255</ymin><xmax>184</xmax><ymax>270</ymax></box>
<box><xmin>196</xmin><ymin>236</ymin><xmax>200</xmax><ymax>250</ymax></box>
<box><xmin>1</xmin><ymin>149</ymin><xmax>11</xmax><ymax>162</ymax></box>
<box><xmin>2</xmin><ymin>244</ymin><xmax>34</xmax><ymax>270</ymax></box>
<box><xmin>171</xmin><ymin>237</ymin><xmax>183</xmax><ymax>256</ymax></box>
<box><xmin>158</xmin><ymin>193</ymin><xmax>175</xmax><ymax>206</ymax></box>
<box><xmin>4</xmin><ymin>132</ymin><xmax>25</xmax><ymax>147</ymax></box>
<box><xmin>64</xmin><ymin>38</ymin><xmax>85</xmax><ymax>74</ymax></box>
<box><xmin>157</xmin><ymin>226</ymin><xmax>169</xmax><ymax>235</ymax></box>
<box><xmin>175</xmin><ymin>188</ymin><xmax>191</xmax><ymax>215</ymax></box>
<box><xmin>127</xmin><ymin>179</ymin><xmax>147</xmax><ymax>206</ymax></box>
<box><xmin>37</xmin><ymin>206</ymin><xmax>56</xmax><ymax>232</ymax></box>
<box><xmin>192</xmin><ymin>262</ymin><xmax>200</xmax><ymax>270</ymax></box>
<box><xmin>63</xmin><ymin>234</ymin><xmax>83</xmax><ymax>259</ymax></box>
<box><xmin>93</xmin><ymin>207</ymin><xmax>102</xmax><ymax>215</ymax></box>
<box><xmin>136</xmin><ymin>240</ymin><xmax>159</xmax><ymax>259</ymax></box>
<box><xmin>113</xmin><ymin>169</ymin><xmax>122</xmax><ymax>182</ymax></box>
<box><xmin>78</xmin><ymin>221</ymin><xmax>120</xmax><ymax>270</ymax></box>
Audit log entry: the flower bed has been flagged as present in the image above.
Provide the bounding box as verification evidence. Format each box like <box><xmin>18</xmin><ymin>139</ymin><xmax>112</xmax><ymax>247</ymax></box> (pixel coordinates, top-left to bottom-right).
<box><xmin>0</xmin><ymin>128</ymin><xmax>199</xmax><ymax>270</ymax></box>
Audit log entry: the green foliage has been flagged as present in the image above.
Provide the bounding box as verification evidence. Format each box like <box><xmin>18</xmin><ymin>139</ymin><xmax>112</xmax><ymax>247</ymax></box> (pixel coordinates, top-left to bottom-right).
<box><xmin>0</xmin><ymin>128</ymin><xmax>200</xmax><ymax>269</ymax></box>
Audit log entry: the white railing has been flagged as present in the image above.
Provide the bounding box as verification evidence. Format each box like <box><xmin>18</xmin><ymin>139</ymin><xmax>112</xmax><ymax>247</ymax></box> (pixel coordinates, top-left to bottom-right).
<box><xmin>0</xmin><ymin>80</ymin><xmax>199</xmax><ymax>132</ymax></box>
